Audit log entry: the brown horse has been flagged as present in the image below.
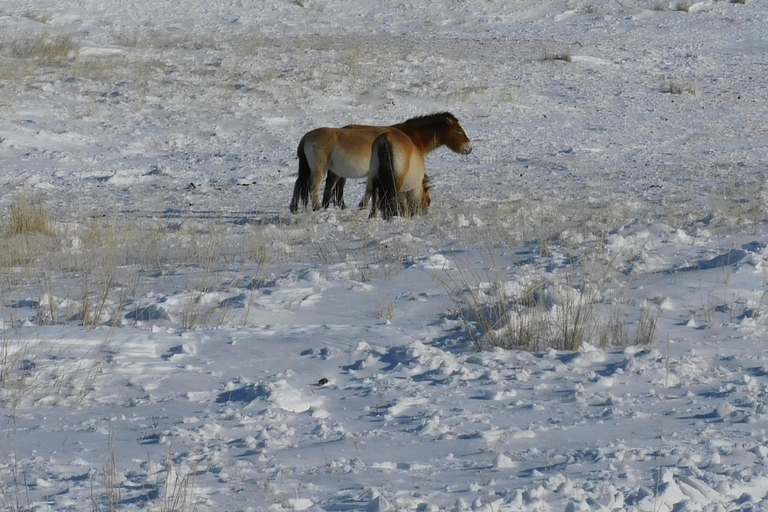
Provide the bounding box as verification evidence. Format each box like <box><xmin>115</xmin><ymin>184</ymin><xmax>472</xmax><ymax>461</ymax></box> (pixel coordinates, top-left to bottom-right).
<box><xmin>289</xmin><ymin>113</ymin><xmax>472</xmax><ymax>213</ymax></box>
<box><xmin>365</xmin><ymin>129</ymin><xmax>435</xmax><ymax>220</ymax></box>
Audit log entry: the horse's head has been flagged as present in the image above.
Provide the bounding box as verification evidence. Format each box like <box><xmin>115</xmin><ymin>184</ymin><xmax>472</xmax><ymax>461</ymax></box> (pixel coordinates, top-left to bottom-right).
<box><xmin>442</xmin><ymin>115</ymin><xmax>472</xmax><ymax>155</ymax></box>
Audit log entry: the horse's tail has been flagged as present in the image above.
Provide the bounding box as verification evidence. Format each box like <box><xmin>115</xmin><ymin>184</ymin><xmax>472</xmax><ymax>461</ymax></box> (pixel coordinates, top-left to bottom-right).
<box><xmin>290</xmin><ymin>137</ymin><xmax>311</xmax><ymax>213</ymax></box>
<box><xmin>371</xmin><ymin>134</ymin><xmax>400</xmax><ymax>220</ymax></box>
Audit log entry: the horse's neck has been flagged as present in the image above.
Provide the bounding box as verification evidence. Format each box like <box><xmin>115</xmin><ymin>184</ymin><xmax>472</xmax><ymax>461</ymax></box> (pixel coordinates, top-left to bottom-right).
<box><xmin>397</xmin><ymin>124</ymin><xmax>442</xmax><ymax>154</ymax></box>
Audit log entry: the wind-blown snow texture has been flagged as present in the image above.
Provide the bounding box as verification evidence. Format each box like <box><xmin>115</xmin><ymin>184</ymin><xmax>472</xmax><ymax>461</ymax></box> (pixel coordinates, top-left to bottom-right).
<box><xmin>2</xmin><ymin>1</ymin><xmax>768</xmax><ymax>511</ymax></box>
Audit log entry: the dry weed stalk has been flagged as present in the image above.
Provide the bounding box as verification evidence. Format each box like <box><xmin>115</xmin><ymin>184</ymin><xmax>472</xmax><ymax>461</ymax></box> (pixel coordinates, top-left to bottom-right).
<box><xmin>375</xmin><ymin>297</ymin><xmax>395</xmax><ymax>320</ymax></box>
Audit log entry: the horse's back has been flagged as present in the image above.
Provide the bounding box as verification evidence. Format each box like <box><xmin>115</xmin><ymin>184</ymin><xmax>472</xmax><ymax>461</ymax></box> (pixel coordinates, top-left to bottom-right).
<box><xmin>301</xmin><ymin>125</ymin><xmax>393</xmax><ymax>180</ymax></box>
<box><xmin>299</xmin><ymin>126</ymin><xmax>339</xmax><ymax>150</ymax></box>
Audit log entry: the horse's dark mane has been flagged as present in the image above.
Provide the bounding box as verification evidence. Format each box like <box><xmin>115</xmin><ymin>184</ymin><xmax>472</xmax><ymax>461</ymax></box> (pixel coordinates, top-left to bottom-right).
<box><xmin>401</xmin><ymin>112</ymin><xmax>457</xmax><ymax>126</ymax></box>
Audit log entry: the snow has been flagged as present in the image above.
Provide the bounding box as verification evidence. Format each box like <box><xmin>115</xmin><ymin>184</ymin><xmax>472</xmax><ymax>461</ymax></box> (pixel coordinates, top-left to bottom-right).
<box><xmin>1</xmin><ymin>0</ymin><xmax>768</xmax><ymax>511</ymax></box>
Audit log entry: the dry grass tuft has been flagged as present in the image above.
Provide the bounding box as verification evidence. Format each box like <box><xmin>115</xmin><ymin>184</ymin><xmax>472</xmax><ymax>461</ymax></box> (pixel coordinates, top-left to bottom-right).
<box><xmin>112</xmin><ymin>30</ymin><xmax>141</xmax><ymax>48</ymax></box>
<box><xmin>636</xmin><ymin>306</ymin><xmax>660</xmax><ymax>345</ymax></box>
<box><xmin>445</xmin><ymin>268</ymin><xmax>659</xmax><ymax>352</ymax></box>
<box><xmin>24</xmin><ymin>12</ymin><xmax>52</xmax><ymax>24</ymax></box>
<box><xmin>543</xmin><ymin>49</ymin><xmax>572</xmax><ymax>63</ymax></box>
<box><xmin>10</xmin><ymin>35</ymin><xmax>77</xmax><ymax>62</ymax></box>
<box><xmin>662</xmin><ymin>79</ymin><xmax>697</xmax><ymax>95</ymax></box>
<box><xmin>4</xmin><ymin>194</ymin><xmax>54</xmax><ymax>236</ymax></box>
<box><xmin>600</xmin><ymin>303</ymin><xmax>659</xmax><ymax>346</ymax></box>
<box><xmin>440</xmin><ymin>259</ymin><xmax>600</xmax><ymax>353</ymax></box>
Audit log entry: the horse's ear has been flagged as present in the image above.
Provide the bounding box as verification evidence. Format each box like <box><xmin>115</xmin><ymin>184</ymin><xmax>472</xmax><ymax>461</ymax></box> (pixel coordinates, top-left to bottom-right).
<box><xmin>445</xmin><ymin>116</ymin><xmax>454</xmax><ymax>125</ymax></box>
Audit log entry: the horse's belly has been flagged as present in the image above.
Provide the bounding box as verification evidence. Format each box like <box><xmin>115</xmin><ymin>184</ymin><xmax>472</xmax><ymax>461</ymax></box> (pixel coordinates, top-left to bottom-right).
<box><xmin>329</xmin><ymin>150</ymin><xmax>370</xmax><ymax>179</ymax></box>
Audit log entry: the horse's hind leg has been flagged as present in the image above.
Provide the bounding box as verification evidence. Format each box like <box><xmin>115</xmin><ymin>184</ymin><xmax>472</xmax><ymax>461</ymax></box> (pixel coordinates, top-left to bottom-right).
<box><xmin>366</xmin><ymin>173</ymin><xmax>380</xmax><ymax>219</ymax></box>
<box><xmin>368</xmin><ymin>184</ymin><xmax>380</xmax><ymax>219</ymax></box>
<box><xmin>290</xmin><ymin>179</ymin><xmax>307</xmax><ymax>213</ymax></box>
<box><xmin>308</xmin><ymin>163</ymin><xmax>328</xmax><ymax>211</ymax></box>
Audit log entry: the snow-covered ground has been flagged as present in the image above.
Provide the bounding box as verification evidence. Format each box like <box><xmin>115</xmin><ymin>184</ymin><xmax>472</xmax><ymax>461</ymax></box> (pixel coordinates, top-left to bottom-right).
<box><xmin>2</xmin><ymin>1</ymin><xmax>768</xmax><ymax>511</ymax></box>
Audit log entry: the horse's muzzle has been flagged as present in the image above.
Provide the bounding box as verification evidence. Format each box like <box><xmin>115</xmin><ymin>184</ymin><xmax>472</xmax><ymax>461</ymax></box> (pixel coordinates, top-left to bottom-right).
<box><xmin>461</xmin><ymin>144</ymin><xmax>473</xmax><ymax>155</ymax></box>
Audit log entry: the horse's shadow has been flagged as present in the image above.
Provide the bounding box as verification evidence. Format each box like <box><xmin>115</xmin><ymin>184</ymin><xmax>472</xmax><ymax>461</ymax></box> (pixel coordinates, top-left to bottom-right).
<box><xmin>157</xmin><ymin>208</ymin><xmax>295</xmax><ymax>226</ymax></box>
